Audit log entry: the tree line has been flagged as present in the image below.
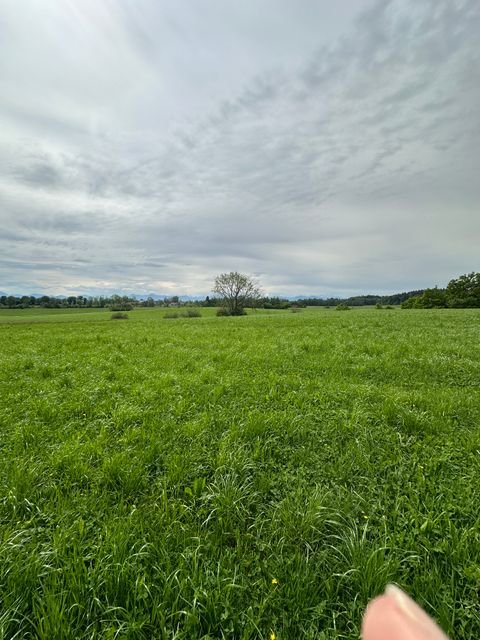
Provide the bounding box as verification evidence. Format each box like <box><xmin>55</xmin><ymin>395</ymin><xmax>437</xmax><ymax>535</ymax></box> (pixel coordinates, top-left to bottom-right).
<box><xmin>401</xmin><ymin>272</ymin><xmax>480</xmax><ymax>308</ymax></box>
<box><xmin>0</xmin><ymin>294</ymin><xmax>170</xmax><ymax>310</ymax></box>
<box><xmin>294</xmin><ymin>290</ymin><xmax>425</xmax><ymax>307</ymax></box>
<box><xmin>1</xmin><ymin>272</ymin><xmax>478</xmax><ymax>310</ymax></box>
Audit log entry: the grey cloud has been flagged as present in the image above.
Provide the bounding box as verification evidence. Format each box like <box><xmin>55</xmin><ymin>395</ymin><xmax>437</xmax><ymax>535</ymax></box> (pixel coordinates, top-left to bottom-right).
<box><xmin>418</xmin><ymin>97</ymin><xmax>454</xmax><ymax>113</ymax></box>
<box><xmin>14</xmin><ymin>162</ymin><xmax>61</xmax><ymax>188</ymax></box>
<box><xmin>1</xmin><ymin>0</ymin><xmax>479</xmax><ymax>295</ymax></box>
<box><xmin>0</xmin><ymin>99</ymin><xmax>90</xmax><ymax>140</ymax></box>
<box><xmin>383</xmin><ymin>78</ymin><xmax>430</xmax><ymax>105</ymax></box>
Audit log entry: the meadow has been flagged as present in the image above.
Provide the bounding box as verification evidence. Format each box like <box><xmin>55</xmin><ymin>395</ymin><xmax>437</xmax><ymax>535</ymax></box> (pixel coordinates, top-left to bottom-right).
<box><xmin>0</xmin><ymin>306</ymin><xmax>479</xmax><ymax>639</ymax></box>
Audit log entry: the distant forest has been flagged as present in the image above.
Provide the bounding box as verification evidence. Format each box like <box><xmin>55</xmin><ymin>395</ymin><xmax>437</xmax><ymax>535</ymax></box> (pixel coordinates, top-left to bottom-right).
<box><xmin>1</xmin><ymin>272</ymin><xmax>479</xmax><ymax>309</ymax></box>
<box><xmin>0</xmin><ymin>289</ymin><xmax>425</xmax><ymax>309</ymax></box>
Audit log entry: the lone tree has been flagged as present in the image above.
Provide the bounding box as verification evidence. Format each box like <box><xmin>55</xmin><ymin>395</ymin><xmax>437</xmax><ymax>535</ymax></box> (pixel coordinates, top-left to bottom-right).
<box><xmin>213</xmin><ymin>272</ymin><xmax>261</xmax><ymax>316</ymax></box>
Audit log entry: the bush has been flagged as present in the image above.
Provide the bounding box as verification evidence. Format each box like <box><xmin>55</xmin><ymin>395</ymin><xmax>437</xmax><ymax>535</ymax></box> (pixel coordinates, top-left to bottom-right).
<box><xmin>216</xmin><ymin>307</ymin><xmax>230</xmax><ymax>316</ymax></box>
<box><xmin>336</xmin><ymin>303</ymin><xmax>351</xmax><ymax>311</ymax></box>
<box><xmin>216</xmin><ymin>307</ymin><xmax>247</xmax><ymax>316</ymax></box>
<box><xmin>375</xmin><ymin>303</ymin><xmax>384</xmax><ymax>309</ymax></box>
<box><xmin>110</xmin><ymin>312</ymin><xmax>128</xmax><ymax>320</ymax></box>
<box><xmin>181</xmin><ymin>309</ymin><xmax>202</xmax><ymax>318</ymax></box>
<box><xmin>165</xmin><ymin>310</ymin><xmax>202</xmax><ymax>319</ymax></box>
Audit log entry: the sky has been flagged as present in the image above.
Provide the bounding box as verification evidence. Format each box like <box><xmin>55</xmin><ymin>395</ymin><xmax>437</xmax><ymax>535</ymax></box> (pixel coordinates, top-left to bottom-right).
<box><xmin>1</xmin><ymin>0</ymin><xmax>479</xmax><ymax>297</ymax></box>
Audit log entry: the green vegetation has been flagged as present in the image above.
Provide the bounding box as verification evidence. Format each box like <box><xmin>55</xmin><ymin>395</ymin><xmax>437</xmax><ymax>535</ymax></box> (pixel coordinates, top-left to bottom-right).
<box><xmin>110</xmin><ymin>303</ymin><xmax>134</xmax><ymax>312</ymax></box>
<box><xmin>402</xmin><ymin>288</ymin><xmax>448</xmax><ymax>309</ymax></box>
<box><xmin>1</xmin><ymin>307</ymin><xmax>479</xmax><ymax>638</ymax></box>
<box><xmin>2</xmin><ymin>272</ymin><xmax>479</xmax><ymax>313</ymax></box>
<box><xmin>402</xmin><ymin>272</ymin><xmax>480</xmax><ymax>309</ymax></box>
<box><xmin>446</xmin><ymin>272</ymin><xmax>480</xmax><ymax>308</ymax></box>
<box><xmin>182</xmin><ymin>309</ymin><xmax>202</xmax><ymax>318</ymax></box>
<box><xmin>164</xmin><ymin>309</ymin><xmax>203</xmax><ymax>320</ymax></box>
<box><xmin>213</xmin><ymin>272</ymin><xmax>261</xmax><ymax>316</ymax></box>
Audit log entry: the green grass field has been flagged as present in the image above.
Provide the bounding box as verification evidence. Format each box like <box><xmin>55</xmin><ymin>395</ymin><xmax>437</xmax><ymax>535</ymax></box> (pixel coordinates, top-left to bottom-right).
<box><xmin>1</xmin><ymin>307</ymin><xmax>479</xmax><ymax>639</ymax></box>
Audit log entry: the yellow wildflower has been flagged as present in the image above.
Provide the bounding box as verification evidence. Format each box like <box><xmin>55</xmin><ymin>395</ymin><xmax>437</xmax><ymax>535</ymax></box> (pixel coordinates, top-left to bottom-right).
<box><xmin>270</xmin><ymin>632</ymin><xmax>276</xmax><ymax>640</ymax></box>
<box><xmin>271</xmin><ymin>577</ymin><xmax>278</xmax><ymax>585</ymax></box>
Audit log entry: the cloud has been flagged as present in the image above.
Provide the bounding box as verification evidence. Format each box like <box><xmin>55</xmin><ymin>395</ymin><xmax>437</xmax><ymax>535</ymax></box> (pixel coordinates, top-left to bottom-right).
<box><xmin>1</xmin><ymin>0</ymin><xmax>479</xmax><ymax>296</ymax></box>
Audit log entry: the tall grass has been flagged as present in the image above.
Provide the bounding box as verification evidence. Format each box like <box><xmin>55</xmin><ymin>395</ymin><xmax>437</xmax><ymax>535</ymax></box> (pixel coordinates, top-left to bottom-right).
<box><xmin>0</xmin><ymin>308</ymin><xmax>479</xmax><ymax>638</ymax></box>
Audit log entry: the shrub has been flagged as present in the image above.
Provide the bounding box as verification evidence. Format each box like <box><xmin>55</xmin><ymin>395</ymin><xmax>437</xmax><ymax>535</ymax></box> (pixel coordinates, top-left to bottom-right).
<box><xmin>216</xmin><ymin>307</ymin><xmax>247</xmax><ymax>317</ymax></box>
<box><xmin>216</xmin><ymin>306</ymin><xmax>249</xmax><ymax>317</ymax></box>
<box><xmin>216</xmin><ymin>307</ymin><xmax>230</xmax><ymax>316</ymax></box>
<box><xmin>165</xmin><ymin>310</ymin><xmax>202</xmax><ymax>319</ymax></box>
<box><xmin>375</xmin><ymin>303</ymin><xmax>384</xmax><ymax>309</ymax></box>
<box><xmin>181</xmin><ymin>309</ymin><xmax>202</xmax><ymax>318</ymax></box>
<box><xmin>110</xmin><ymin>312</ymin><xmax>128</xmax><ymax>320</ymax></box>
<box><xmin>336</xmin><ymin>303</ymin><xmax>351</xmax><ymax>311</ymax></box>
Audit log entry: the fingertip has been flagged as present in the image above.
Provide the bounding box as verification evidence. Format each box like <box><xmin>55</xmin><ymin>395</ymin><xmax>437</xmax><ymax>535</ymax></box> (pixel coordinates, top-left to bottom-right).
<box><xmin>362</xmin><ymin>594</ymin><xmax>405</xmax><ymax>640</ymax></box>
<box><xmin>362</xmin><ymin>588</ymin><xmax>449</xmax><ymax>640</ymax></box>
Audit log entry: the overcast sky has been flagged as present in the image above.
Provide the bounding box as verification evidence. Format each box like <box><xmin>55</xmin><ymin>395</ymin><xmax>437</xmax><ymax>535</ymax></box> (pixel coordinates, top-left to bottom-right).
<box><xmin>1</xmin><ymin>0</ymin><xmax>479</xmax><ymax>297</ymax></box>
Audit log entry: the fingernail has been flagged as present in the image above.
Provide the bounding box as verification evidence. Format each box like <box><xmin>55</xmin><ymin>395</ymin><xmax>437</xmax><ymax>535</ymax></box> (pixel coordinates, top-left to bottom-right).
<box><xmin>385</xmin><ymin>584</ymin><xmax>420</xmax><ymax>622</ymax></box>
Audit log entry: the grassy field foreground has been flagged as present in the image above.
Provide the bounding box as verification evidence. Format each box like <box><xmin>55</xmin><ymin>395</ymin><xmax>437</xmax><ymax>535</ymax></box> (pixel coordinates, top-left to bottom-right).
<box><xmin>0</xmin><ymin>307</ymin><xmax>479</xmax><ymax>639</ymax></box>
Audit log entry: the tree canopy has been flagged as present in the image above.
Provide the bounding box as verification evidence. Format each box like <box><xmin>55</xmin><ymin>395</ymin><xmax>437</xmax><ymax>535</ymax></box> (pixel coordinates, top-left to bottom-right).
<box><xmin>213</xmin><ymin>272</ymin><xmax>261</xmax><ymax>316</ymax></box>
<box><xmin>446</xmin><ymin>272</ymin><xmax>480</xmax><ymax>308</ymax></box>
<box><xmin>401</xmin><ymin>287</ymin><xmax>448</xmax><ymax>309</ymax></box>
<box><xmin>402</xmin><ymin>273</ymin><xmax>480</xmax><ymax>308</ymax></box>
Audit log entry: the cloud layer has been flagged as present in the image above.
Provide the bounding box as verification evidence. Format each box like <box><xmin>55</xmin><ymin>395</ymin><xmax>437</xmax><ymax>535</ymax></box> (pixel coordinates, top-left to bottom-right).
<box><xmin>1</xmin><ymin>0</ymin><xmax>479</xmax><ymax>296</ymax></box>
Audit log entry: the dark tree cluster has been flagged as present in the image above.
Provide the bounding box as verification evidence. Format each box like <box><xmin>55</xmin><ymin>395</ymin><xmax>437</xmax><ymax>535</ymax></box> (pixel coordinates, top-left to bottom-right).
<box><xmin>261</xmin><ymin>296</ymin><xmax>296</xmax><ymax>310</ymax></box>
<box><xmin>0</xmin><ymin>294</ymin><xmax>98</xmax><ymax>309</ymax></box>
<box><xmin>402</xmin><ymin>273</ymin><xmax>480</xmax><ymax>308</ymax></box>
<box><xmin>0</xmin><ymin>294</ymin><xmax>199</xmax><ymax>310</ymax></box>
<box><xmin>294</xmin><ymin>291</ymin><xmax>425</xmax><ymax>307</ymax></box>
<box><xmin>294</xmin><ymin>297</ymin><xmax>343</xmax><ymax>307</ymax></box>
<box><xmin>0</xmin><ymin>294</ymin><xmax>138</xmax><ymax>309</ymax></box>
